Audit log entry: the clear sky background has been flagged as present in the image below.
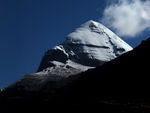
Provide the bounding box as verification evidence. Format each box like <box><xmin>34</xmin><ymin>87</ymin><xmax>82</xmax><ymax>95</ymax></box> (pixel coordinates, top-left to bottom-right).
<box><xmin>0</xmin><ymin>0</ymin><xmax>150</xmax><ymax>88</ymax></box>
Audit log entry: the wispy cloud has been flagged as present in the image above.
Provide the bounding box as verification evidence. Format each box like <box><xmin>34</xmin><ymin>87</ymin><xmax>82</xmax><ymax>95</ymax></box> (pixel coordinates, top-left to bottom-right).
<box><xmin>101</xmin><ymin>0</ymin><xmax>150</xmax><ymax>38</ymax></box>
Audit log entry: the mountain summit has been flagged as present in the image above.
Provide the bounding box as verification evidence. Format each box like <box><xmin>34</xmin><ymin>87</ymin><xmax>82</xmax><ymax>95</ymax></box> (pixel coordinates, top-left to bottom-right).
<box><xmin>38</xmin><ymin>20</ymin><xmax>132</xmax><ymax>72</ymax></box>
<box><xmin>0</xmin><ymin>20</ymin><xmax>132</xmax><ymax>92</ymax></box>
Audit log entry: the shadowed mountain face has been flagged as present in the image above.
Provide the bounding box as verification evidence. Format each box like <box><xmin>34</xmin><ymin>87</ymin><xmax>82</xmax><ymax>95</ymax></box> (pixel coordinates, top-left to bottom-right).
<box><xmin>62</xmin><ymin>38</ymin><xmax>150</xmax><ymax>98</ymax></box>
<box><xmin>0</xmin><ymin>37</ymin><xmax>150</xmax><ymax>113</ymax></box>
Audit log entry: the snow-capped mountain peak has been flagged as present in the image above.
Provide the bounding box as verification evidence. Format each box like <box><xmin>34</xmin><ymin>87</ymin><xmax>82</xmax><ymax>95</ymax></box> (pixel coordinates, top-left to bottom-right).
<box><xmin>38</xmin><ymin>20</ymin><xmax>133</xmax><ymax>72</ymax></box>
<box><xmin>1</xmin><ymin>20</ymin><xmax>133</xmax><ymax>92</ymax></box>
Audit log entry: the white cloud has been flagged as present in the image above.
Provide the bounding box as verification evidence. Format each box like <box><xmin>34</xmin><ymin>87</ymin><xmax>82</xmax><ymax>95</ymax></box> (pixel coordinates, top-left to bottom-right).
<box><xmin>101</xmin><ymin>0</ymin><xmax>150</xmax><ymax>37</ymax></box>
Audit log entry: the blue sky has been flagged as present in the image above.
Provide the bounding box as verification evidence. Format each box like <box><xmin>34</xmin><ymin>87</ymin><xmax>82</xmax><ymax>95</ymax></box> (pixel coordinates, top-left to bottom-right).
<box><xmin>0</xmin><ymin>0</ymin><xmax>149</xmax><ymax>88</ymax></box>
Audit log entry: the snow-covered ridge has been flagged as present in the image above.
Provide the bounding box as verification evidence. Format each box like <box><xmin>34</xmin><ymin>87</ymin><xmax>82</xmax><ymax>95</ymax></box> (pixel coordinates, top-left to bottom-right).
<box><xmin>38</xmin><ymin>20</ymin><xmax>133</xmax><ymax>72</ymax></box>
